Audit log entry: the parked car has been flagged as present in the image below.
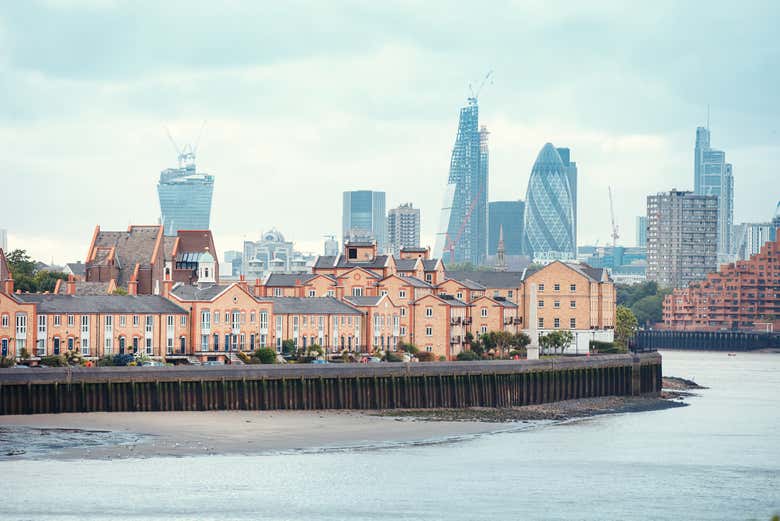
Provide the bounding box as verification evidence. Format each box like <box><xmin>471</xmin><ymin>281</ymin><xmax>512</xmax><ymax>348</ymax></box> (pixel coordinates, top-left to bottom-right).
<box><xmin>141</xmin><ymin>361</ymin><xmax>165</xmax><ymax>367</ymax></box>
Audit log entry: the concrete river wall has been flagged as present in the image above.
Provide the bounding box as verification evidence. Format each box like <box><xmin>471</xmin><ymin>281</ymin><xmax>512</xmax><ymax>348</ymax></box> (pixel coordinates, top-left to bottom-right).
<box><xmin>0</xmin><ymin>353</ymin><xmax>661</xmax><ymax>415</ymax></box>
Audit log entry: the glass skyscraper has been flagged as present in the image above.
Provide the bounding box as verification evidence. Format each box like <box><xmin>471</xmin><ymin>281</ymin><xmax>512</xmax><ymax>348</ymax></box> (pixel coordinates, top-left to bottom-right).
<box><xmin>694</xmin><ymin>126</ymin><xmax>734</xmax><ymax>260</ymax></box>
<box><xmin>523</xmin><ymin>143</ymin><xmax>576</xmax><ymax>261</ymax></box>
<box><xmin>434</xmin><ymin>98</ymin><xmax>489</xmax><ymax>265</ymax></box>
<box><xmin>488</xmin><ymin>201</ymin><xmax>524</xmax><ymax>256</ymax></box>
<box><xmin>158</xmin><ymin>157</ymin><xmax>214</xmax><ymax>236</ymax></box>
<box><xmin>342</xmin><ymin>190</ymin><xmax>386</xmax><ymax>252</ymax></box>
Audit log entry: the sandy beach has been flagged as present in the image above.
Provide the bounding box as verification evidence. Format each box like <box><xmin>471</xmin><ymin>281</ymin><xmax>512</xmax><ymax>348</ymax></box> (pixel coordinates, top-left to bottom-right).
<box><xmin>0</xmin><ymin>383</ymin><xmax>691</xmax><ymax>461</ymax></box>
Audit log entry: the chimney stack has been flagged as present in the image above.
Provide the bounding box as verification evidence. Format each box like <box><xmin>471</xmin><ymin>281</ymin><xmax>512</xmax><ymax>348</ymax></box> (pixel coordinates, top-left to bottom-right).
<box><xmin>128</xmin><ymin>278</ymin><xmax>138</xmax><ymax>296</ymax></box>
<box><xmin>3</xmin><ymin>277</ymin><xmax>13</xmax><ymax>295</ymax></box>
<box><xmin>66</xmin><ymin>274</ymin><xmax>76</xmax><ymax>296</ymax></box>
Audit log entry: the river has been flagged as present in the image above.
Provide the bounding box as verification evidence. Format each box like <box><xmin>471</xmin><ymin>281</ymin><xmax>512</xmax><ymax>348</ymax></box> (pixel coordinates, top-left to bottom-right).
<box><xmin>1</xmin><ymin>350</ymin><xmax>778</xmax><ymax>520</ymax></box>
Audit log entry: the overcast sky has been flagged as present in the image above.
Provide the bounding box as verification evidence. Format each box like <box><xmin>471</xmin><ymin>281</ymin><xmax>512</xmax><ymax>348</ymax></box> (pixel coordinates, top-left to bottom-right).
<box><xmin>2</xmin><ymin>0</ymin><xmax>779</xmax><ymax>264</ymax></box>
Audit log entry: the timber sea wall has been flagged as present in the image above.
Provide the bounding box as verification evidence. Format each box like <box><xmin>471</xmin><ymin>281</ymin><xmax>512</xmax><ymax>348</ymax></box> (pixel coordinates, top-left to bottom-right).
<box><xmin>634</xmin><ymin>330</ymin><xmax>780</xmax><ymax>351</ymax></box>
<box><xmin>0</xmin><ymin>353</ymin><xmax>661</xmax><ymax>415</ymax></box>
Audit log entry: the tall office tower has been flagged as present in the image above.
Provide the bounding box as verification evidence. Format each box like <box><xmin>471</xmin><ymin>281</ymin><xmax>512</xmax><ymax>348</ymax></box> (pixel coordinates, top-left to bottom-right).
<box><xmin>387</xmin><ymin>203</ymin><xmax>421</xmax><ymax>255</ymax></box>
<box><xmin>556</xmin><ymin>147</ymin><xmax>578</xmax><ymax>248</ymax></box>
<box><xmin>636</xmin><ymin>216</ymin><xmax>648</xmax><ymax>247</ymax></box>
<box><xmin>434</xmin><ymin>97</ymin><xmax>488</xmax><ymax>265</ymax></box>
<box><xmin>157</xmin><ymin>149</ymin><xmax>214</xmax><ymax>236</ymax></box>
<box><xmin>0</xmin><ymin>229</ymin><xmax>6</xmax><ymax>252</ymax></box>
<box><xmin>646</xmin><ymin>190</ymin><xmax>718</xmax><ymax>288</ymax></box>
<box><xmin>732</xmin><ymin>223</ymin><xmax>774</xmax><ymax>260</ymax></box>
<box><xmin>223</xmin><ymin>250</ymin><xmax>242</xmax><ymax>277</ymax></box>
<box><xmin>772</xmin><ymin>201</ymin><xmax>780</xmax><ymax>241</ymax></box>
<box><xmin>694</xmin><ymin>126</ymin><xmax>734</xmax><ymax>260</ymax></box>
<box><xmin>488</xmin><ymin>201</ymin><xmax>524</xmax><ymax>256</ymax></box>
<box><xmin>342</xmin><ymin>191</ymin><xmax>387</xmax><ymax>252</ymax></box>
<box><xmin>523</xmin><ymin>143</ymin><xmax>577</xmax><ymax>262</ymax></box>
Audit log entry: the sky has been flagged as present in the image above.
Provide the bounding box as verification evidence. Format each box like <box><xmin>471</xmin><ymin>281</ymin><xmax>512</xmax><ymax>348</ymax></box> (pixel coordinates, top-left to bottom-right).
<box><xmin>1</xmin><ymin>0</ymin><xmax>779</xmax><ymax>264</ymax></box>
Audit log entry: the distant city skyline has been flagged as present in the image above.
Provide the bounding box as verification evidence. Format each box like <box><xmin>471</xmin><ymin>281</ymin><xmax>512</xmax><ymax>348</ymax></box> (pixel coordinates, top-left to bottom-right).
<box><xmin>2</xmin><ymin>3</ymin><xmax>778</xmax><ymax>264</ymax></box>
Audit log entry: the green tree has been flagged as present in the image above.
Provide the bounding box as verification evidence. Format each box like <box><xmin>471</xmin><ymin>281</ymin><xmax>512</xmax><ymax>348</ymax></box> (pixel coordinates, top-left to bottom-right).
<box><xmin>632</xmin><ymin>294</ymin><xmax>665</xmax><ymax>326</ymax></box>
<box><xmin>538</xmin><ymin>330</ymin><xmax>574</xmax><ymax>355</ymax></box>
<box><xmin>281</xmin><ymin>339</ymin><xmax>296</xmax><ymax>356</ymax></box>
<box><xmin>254</xmin><ymin>347</ymin><xmax>277</xmax><ymax>364</ymax></box>
<box><xmin>615</xmin><ymin>305</ymin><xmax>638</xmax><ymax>350</ymax></box>
<box><xmin>5</xmin><ymin>249</ymin><xmax>68</xmax><ymax>293</ymax></box>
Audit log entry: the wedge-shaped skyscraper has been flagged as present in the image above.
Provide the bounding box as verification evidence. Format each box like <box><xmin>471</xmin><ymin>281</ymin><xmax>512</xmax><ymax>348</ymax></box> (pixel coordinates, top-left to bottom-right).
<box><xmin>158</xmin><ymin>151</ymin><xmax>214</xmax><ymax>236</ymax></box>
<box><xmin>434</xmin><ymin>98</ymin><xmax>488</xmax><ymax>265</ymax></box>
<box><xmin>523</xmin><ymin>143</ymin><xmax>576</xmax><ymax>261</ymax></box>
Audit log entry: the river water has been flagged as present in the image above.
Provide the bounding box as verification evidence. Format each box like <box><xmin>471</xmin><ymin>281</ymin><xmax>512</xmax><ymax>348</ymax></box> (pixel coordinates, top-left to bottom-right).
<box><xmin>1</xmin><ymin>350</ymin><xmax>778</xmax><ymax>521</ymax></box>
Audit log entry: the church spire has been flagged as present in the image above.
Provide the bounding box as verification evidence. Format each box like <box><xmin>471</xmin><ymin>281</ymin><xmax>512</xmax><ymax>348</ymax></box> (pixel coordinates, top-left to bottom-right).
<box><xmin>496</xmin><ymin>225</ymin><xmax>507</xmax><ymax>271</ymax></box>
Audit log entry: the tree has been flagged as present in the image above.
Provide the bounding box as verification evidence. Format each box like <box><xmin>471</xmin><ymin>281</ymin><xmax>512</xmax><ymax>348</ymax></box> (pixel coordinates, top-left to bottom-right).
<box><xmin>538</xmin><ymin>330</ymin><xmax>574</xmax><ymax>355</ymax></box>
<box><xmin>456</xmin><ymin>350</ymin><xmax>480</xmax><ymax>361</ymax></box>
<box><xmin>491</xmin><ymin>331</ymin><xmax>514</xmax><ymax>358</ymax></box>
<box><xmin>281</xmin><ymin>339</ymin><xmax>296</xmax><ymax>356</ymax></box>
<box><xmin>254</xmin><ymin>348</ymin><xmax>277</xmax><ymax>364</ymax></box>
<box><xmin>397</xmin><ymin>341</ymin><xmax>418</xmax><ymax>355</ymax></box>
<box><xmin>615</xmin><ymin>305</ymin><xmax>638</xmax><ymax>350</ymax></box>
<box><xmin>5</xmin><ymin>249</ymin><xmax>67</xmax><ymax>293</ymax></box>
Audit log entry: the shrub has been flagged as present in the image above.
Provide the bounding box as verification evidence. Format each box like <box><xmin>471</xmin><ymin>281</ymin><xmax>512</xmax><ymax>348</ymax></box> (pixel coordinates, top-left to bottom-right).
<box><xmin>508</xmin><ymin>348</ymin><xmax>526</xmax><ymax>358</ymax></box>
<box><xmin>64</xmin><ymin>350</ymin><xmax>84</xmax><ymax>366</ymax></box>
<box><xmin>384</xmin><ymin>352</ymin><xmax>402</xmax><ymax>362</ymax></box>
<box><xmin>40</xmin><ymin>354</ymin><xmax>67</xmax><ymax>367</ymax></box>
<box><xmin>281</xmin><ymin>340</ymin><xmax>296</xmax><ymax>356</ymax></box>
<box><xmin>589</xmin><ymin>340</ymin><xmax>625</xmax><ymax>354</ymax></box>
<box><xmin>112</xmin><ymin>354</ymin><xmax>135</xmax><ymax>366</ymax></box>
<box><xmin>438</xmin><ymin>356</ymin><xmax>447</xmax><ymax>362</ymax></box>
<box><xmin>416</xmin><ymin>351</ymin><xmax>435</xmax><ymax>362</ymax></box>
<box><xmin>20</xmin><ymin>348</ymin><xmax>30</xmax><ymax>360</ymax></box>
<box><xmin>456</xmin><ymin>350</ymin><xmax>480</xmax><ymax>361</ymax></box>
<box><xmin>254</xmin><ymin>348</ymin><xmax>277</xmax><ymax>364</ymax></box>
<box><xmin>397</xmin><ymin>342</ymin><xmax>418</xmax><ymax>355</ymax></box>
<box><xmin>0</xmin><ymin>356</ymin><xmax>16</xmax><ymax>368</ymax></box>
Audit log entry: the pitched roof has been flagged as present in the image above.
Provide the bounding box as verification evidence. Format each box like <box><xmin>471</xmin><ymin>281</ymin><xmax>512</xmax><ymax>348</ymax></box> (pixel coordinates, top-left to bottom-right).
<box><xmin>13</xmin><ymin>294</ymin><xmax>187</xmax><ymax>314</ymax></box>
<box><xmin>432</xmin><ymin>293</ymin><xmax>469</xmax><ymax>307</ymax></box>
<box><xmin>394</xmin><ymin>259</ymin><xmax>419</xmax><ymax>271</ymax></box>
<box><xmin>65</xmin><ymin>262</ymin><xmax>86</xmax><ymax>276</ymax></box>
<box><xmin>263</xmin><ymin>297</ymin><xmax>361</xmax><ymax>315</ymax></box>
<box><xmin>170</xmin><ymin>283</ymin><xmax>231</xmax><ymax>301</ymax></box>
<box><xmin>440</xmin><ymin>277</ymin><xmax>487</xmax><ymax>291</ymax></box>
<box><xmin>445</xmin><ymin>271</ymin><xmax>524</xmax><ymax>289</ymax></box>
<box><xmin>422</xmin><ymin>259</ymin><xmax>440</xmax><ymax>271</ymax></box>
<box><xmin>264</xmin><ymin>273</ymin><xmax>320</xmax><ymax>287</ymax></box>
<box><xmin>343</xmin><ymin>295</ymin><xmax>384</xmax><ymax>307</ymax></box>
<box><xmin>90</xmin><ymin>225</ymin><xmax>163</xmax><ymax>287</ymax></box>
<box><xmin>313</xmin><ymin>256</ymin><xmax>337</xmax><ymax>269</ymax></box>
<box><xmin>523</xmin><ymin>261</ymin><xmax>610</xmax><ymax>283</ymax></box>
<box><xmin>54</xmin><ymin>281</ymin><xmax>110</xmax><ymax>296</ymax></box>
<box><xmin>398</xmin><ymin>275</ymin><xmax>432</xmax><ymax>288</ymax></box>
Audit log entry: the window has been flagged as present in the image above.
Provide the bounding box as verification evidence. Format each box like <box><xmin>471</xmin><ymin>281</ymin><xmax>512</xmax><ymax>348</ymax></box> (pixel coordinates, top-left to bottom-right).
<box><xmin>456</xmin><ymin>292</ymin><xmax>463</xmax><ymax>300</ymax></box>
<box><xmin>426</xmin><ymin>345</ymin><xmax>432</xmax><ymax>352</ymax></box>
<box><xmin>352</xmin><ymin>287</ymin><xmax>363</xmax><ymax>296</ymax></box>
<box><xmin>538</xmin><ymin>300</ymin><xmax>544</xmax><ymax>308</ymax></box>
<box><xmin>213</xmin><ymin>333</ymin><xmax>219</xmax><ymax>351</ymax></box>
<box><xmin>400</xmin><ymin>308</ymin><xmax>406</xmax><ymax>317</ymax></box>
<box><xmin>480</xmin><ymin>325</ymin><xmax>488</xmax><ymax>334</ymax></box>
<box><xmin>225</xmin><ymin>312</ymin><xmax>229</xmax><ymax>323</ymax></box>
<box><xmin>145</xmin><ymin>315</ymin><xmax>153</xmax><ymax>334</ymax></box>
<box><xmin>554</xmin><ymin>318</ymin><xmax>560</xmax><ymax>329</ymax></box>
<box><xmin>400</xmin><ymin>326</ymin><xmax>407</xmax><ymax>336</ymax></box>
<box><xmin>570</xmin><ymin>300</ymin><xmax>576</xmax><ymax>308</ymax></box>
<box><xmin>145</xmin><ymin>337</ymin><xmax>153</xmax><ymax>355</ymax></box>
<box><xmin>104</xmin><ymin>315</ymin><xmax>113</xmax><ymax>354</ymax></box>
<box><xmin>213</xmin><ymin>311</ymin><xmax>220</xmax><ymax>324</ymax></box>
<box><xmin>570</xmin><ymin>284</ymin><xmax>576</xmax><ymax>292</ymax></box>
<box><xmin>308</xmin><ymin>290</ymin><xmax>316</xmax><ymax>297</ymax></box>
<box><xmin>232</xmin><ymin>311</ymin><xmax>240</xmax><ymax>330</ymax></box>
<box><xmin>1</xmin><ymin>314</ymin><xmax>7</xmax><ymax>328</ymax></box>
<box><xmin>54</xmin><ymin>315</ymin><xmax>61</xmax><ymax>327</ymax></box>
<box><xmin>554</xmin><ymin>300</ymin><xmax>560</xmax><ymax>309</ymax></box>
<box><xmin>380</xmin><ymin>290</ymin><xmax>388</xmax><ymax>296</ymax></box>
<box><xmin>538</xmin><ymin>317</ymin><xmax>544</xmax><ymax>328</ymax></box>
<box><xmin>425</xmin><ymin>326</ymin><xmax>433</xmax><ymax>336</ymax></box>
<box><xmin>327</xmin><ymin>290</ymin><xmax>335</xmax><ymax>297</ymax></box>
<box><xmin>538</xmin><ymin>284</ymin><xmax>545</xmax><ymax>292</ymax></box>
<box><xmin>181</xmin><ymin>315</ymin><xmax>187</xmax><ymax>326</ymax></box>
<box><xmin>399</xmin><ymin>290</ymin><xmax>407</xmax><ymax>299</ymax></box>
<box><xmin>37</xmin><ymin>315</ymin><xmax>46</xmax><ymax>356</ymax></box>
<box><xmin>259</xmin><ymin>311</ymin><xmax>268</xmax><ymax>331</ymax></box>
<box><xmin>508</xmin><ymin>290</ymin><xmax>514</xmax><ymax>298</ymax></box>
<box><xmin>570</xmin><ymin>318</ymin><xmax>576</xmax><ymax>329</ymax></box>
<box><xmin>554</xmin><ymin>283</ymin><xmax>560</xmax><ymax>291</ymax></box>
<box><xmin>132</xmin><ymin>337</ymin><xmax>139</xmax><ymax>353</ymax></box>
<box><xmin>201</xmin><ymin>310</ymin><xmax>211</xmax><ymax>331</ymax></box>
<box><xmin>425</xmin><ymin>307</ymin><xmax>433</xmax><ymax>317</ymax></box>
<box><xmin>119</xmin><ymin>315</ymin><xmax>125</xmax><ymax>327</ymax></box>
<box><xmin>132</xmin><ymin>315</ymin><xmax>138</xmax><ymax>327</ymax></box>
<box><xmin>481</xmin><ymin>308</ymin><xmax>488</xmax><ymax>318</ymax></box>
<box><xmin>274</xmin><ymin>288</ymin><xmax>283</xmax><ymax>297</ymax></box>
<box><xmin>68</xmin><ymin>314</ymin><xmax>75</xmax><ymax>327</ymax></box>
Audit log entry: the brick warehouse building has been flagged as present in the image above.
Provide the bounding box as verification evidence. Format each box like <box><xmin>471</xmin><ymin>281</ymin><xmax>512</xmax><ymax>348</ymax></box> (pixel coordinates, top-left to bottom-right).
<box><xmin>662</xmin><ymin>233</ymin><xmax>780</xmax><ymax>331</ymax></box>
<box><xmin>0</xmin><ymin>234</ymin><xmax>616</xmax><ymax>361</ymax></box>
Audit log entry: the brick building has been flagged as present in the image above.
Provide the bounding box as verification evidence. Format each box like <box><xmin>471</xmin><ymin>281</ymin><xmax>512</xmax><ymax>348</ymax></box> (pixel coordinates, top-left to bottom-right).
<box><xmin>662</xmin><ymin>234</ymin><xmax>780</xmax><ymax>332</ymax></box>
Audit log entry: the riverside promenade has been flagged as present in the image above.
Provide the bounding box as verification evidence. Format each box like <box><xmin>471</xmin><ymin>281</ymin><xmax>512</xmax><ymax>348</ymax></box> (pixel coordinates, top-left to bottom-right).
<box><xmin>0</xmin><ymin>353</ymin><xmax>662</xmax><ymax>415</ymax></box>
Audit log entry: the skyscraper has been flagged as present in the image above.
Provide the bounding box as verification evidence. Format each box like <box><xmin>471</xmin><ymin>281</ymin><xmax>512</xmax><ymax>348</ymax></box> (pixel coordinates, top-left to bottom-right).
<box><xmin>434</xmin><ymin>98</ymin><xmax>488</xmax><ymax>265</ymax></box>
<box><xmin>488</xmin><ymin>201</ymin><xmax>524</xmax><ymax>256</ymax></box>
<box><xmin>523</xmin><ymin>143</ymin><xmax>577</xmax><ymax>262</ymax></box>
<box><xmin>636</xmin><ymin>216</ymin><xmax>648</xmax><ymax>247</ymax></box>
<box><xmin>342</xmin><ymin>190</ymin><xmax>387</xmax><ymax>252</ymax></box>
<box><xmin>694</xmin><ymin>126</ymin><xmax>734</xmax><ymax>260</ymax></box>
<box><xmin>646</xmin><ymin>190</ymin><xmax>718</xmax><ymax>288</ymax></box>
<box><xmin>158</xmin><ymin>150</ymin><xmax>214</xmax><ymax>236</ymax></box>
<box><xmin>387</xmin><ymin>203</ymin><xmax>421</xmax><ymax>255</ymax></box>
<box><xmin>732</xmin><ymin>222</ymin><xmax>773</xmax><ymax>260</ymax></box>
<box><xmin>772</xmin><ymin>201</ymin><xmax>780</xmax><ymax>241</ymax></box>
<box><xmin>556</xmin><ymin>147</ymin><xmax>578</xmax><ymax>248</ymax></box>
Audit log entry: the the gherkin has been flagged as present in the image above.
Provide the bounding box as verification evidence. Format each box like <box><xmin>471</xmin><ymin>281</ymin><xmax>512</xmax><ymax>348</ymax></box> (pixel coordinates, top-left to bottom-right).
<box><xmin>523</xmin><ymin>143</ymin><xmax>576</xmax><ymax>261</ymax></box>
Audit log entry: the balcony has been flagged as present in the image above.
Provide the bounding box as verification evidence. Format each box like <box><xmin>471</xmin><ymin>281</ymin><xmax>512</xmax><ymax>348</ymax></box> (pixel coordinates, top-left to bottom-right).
<box><xmin>450</xmin><ymin>336</ymin><xmax>461</xmax><ymax>345</ymax></box>
<box><xmin>450</xmin><ymin>317</ymin><xmax>462</xmax><ymax>326</ymax></box>
<box><xmin>463</xmin><ymin>317</ymin><xmax>472</xmax><ymax>325</ymax></box>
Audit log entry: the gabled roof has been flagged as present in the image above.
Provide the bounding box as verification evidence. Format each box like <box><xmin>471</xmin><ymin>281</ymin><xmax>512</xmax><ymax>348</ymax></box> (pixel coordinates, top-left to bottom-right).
<box><xmin>333</xmin><ymin>254</ymin><xmax>390</xmax><ymax>270</ymax></box>
<box><xmin>439</xmin><ymin>277</ymin><xmax>487</xmax><ymax>291</ymax></box>
<box><xmin>394</xmin><ymin>258</ymin><xmax>420</xmax><ymax>271</ymax></box>
<box><xmin>471</xmin><ymin>295</ymin><xmax>518</xmax><ymax>308</ymax></box>
<box><xmin>415</xmin><ymin>292</ymin><xmax>469</xmax><ymax>307</ymax></box>
<box><xmin>170</xmin><ymin>283</ymin><xmax>231</xmax><ymax>301</ymax></box>
<box><xmin>313</xmin><ymin>255</ymin><xmax>337</xmax><ymax>269</ymax></box>
<box><xmin>343</xmin><ymin>295</ymin><xmax>385</xmax><ymax>307</ymax></box>
<box><xmin>262</xmin><ymin>297</ymin><xmax>361</xmax><ymax>315</ymax></box>
<box><xmin>523</xmin><ymin>261</ymin><xmax>611</xmax><ymax>283</ymax></box>
<box><xmin>335</xmin><ymin>266</ymin><xmax>381</xmax><ymax>280</ymax></box>
<box><xmin>423</xmin><ymin>259</ymin><xmax>441</xmax><ymax>271</ymax></box>
<box><xmin>12</xmin><ymin>294</ymin><xmax>187</xmax><ymax>314</ymax></box>
<box><xmin>65</xmin><ymin>262</ymin><xmax>86</xmax><ymax>276</ymax></box>
<box><xmin>89</xmin><ymin>225</ymin><xmax>164</xmax><ymax>287</ymax></box>
<box><xmin>398</xmin><ymin>275</ymin><xmax>432</xmax><ymax>288</ymax></box>
<box><xmin>445</xmin><ymin>271</ymin><xmax>524</xmax><ymax>289</ymax></box>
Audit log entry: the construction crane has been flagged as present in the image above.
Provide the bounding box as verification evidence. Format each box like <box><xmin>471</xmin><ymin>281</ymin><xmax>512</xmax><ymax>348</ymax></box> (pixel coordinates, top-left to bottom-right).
<box><xmin>608</xmin><ymin>186</ymin><xmax>620</xmax><ymax>249</ymax></box>
<box><xmin>469</xmin><ymin>70</ymin><xmax>494</xmax><ymax>100</ymax></box>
